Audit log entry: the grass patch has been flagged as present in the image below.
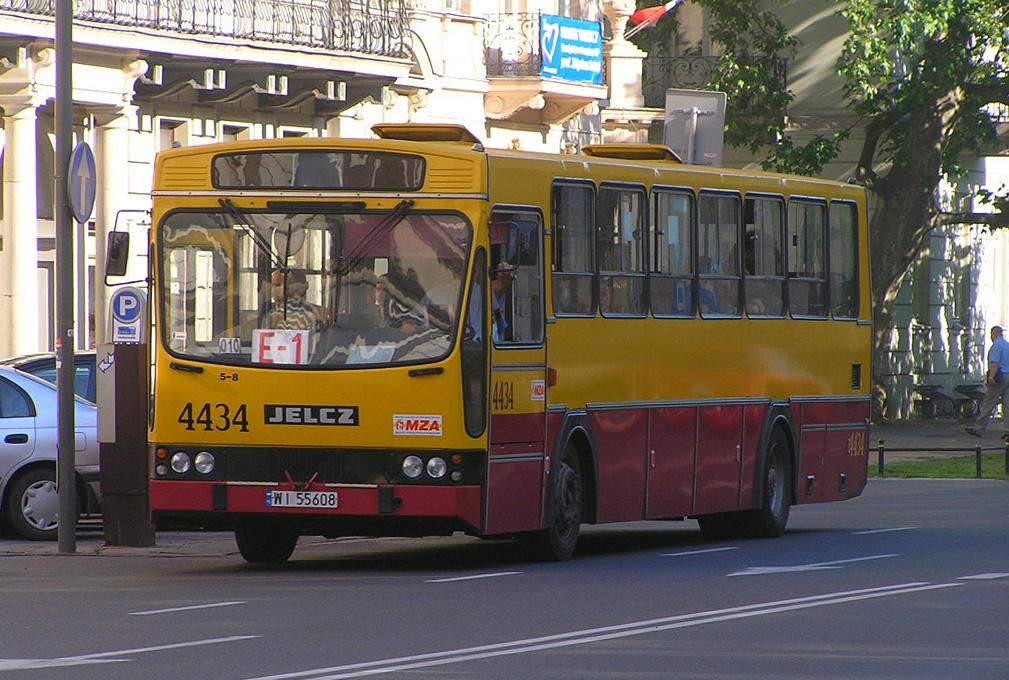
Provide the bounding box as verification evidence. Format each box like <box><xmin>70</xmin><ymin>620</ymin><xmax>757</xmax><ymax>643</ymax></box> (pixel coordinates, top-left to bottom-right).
<box><xmin>871</xmin><ymin>454</ymin><xmax>1008</xmax><ymax>480</ymax></box>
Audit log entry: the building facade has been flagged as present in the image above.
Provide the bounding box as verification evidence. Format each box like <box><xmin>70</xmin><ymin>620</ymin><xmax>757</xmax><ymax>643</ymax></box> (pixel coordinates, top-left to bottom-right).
<box><xmin>2</xmin><ymin>1</ymin><xmax>1007</xmax><ymax>420</ymax></box>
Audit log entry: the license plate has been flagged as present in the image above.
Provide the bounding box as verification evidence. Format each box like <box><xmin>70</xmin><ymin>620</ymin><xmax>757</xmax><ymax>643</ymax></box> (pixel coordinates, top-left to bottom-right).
<box><xmin>265</xmin><ymin>490</ymin><xmax>339</xmax><ymax>509</ymax></box>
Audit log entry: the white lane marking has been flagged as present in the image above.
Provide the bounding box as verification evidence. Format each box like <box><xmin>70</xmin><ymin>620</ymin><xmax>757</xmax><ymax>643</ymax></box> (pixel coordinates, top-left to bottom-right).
<box><xmin>661</xmin><ymin>547</ymin><xmax>739</xmax><ymax>557</ymax></box>
<box><xmin>727</xmin><ymin>553</ymin><xmax>899</xmax><ymax>577</ymax></box>
<box><xmin>239</xmin><ymin>582</ymin><xmax>959</xmax><ymax>680</ymax></box>
<box><xmin>426</xmin><ymin>572</ymin><xmax>522</xmax><ymax>583</ymax></box>
<box><xmin>0</xmin><ymin>635</ymin><xmax>260</xmax><ymax>672</ymax></box>
<box><xmin>957</xmin><ymin>573</ymin><xmax>1009</xmax><ymax>580</ymax></box>
<box><xmin>852</xmin><ymin>527</ymin><xmax>917</xmax><ymax>535</ymax></box>
<box><xmin>129</xmin><ymin>601</ymin><xmax>246</xmax><ymax>616</ymax></box>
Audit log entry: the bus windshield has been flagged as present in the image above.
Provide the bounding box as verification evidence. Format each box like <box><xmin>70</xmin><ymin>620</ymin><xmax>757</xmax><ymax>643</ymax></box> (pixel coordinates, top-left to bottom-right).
<box><xmin>160</xmin><ymin>206</ymin><xmax>471</xmax><ymax>368</ymax></box>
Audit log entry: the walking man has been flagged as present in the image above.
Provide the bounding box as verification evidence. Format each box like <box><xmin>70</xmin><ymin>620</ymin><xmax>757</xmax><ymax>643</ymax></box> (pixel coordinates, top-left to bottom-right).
<box><xmin>966</xmin><ymin>325</ymin><xmax>1009</xmax><ymax>439</ymax></box>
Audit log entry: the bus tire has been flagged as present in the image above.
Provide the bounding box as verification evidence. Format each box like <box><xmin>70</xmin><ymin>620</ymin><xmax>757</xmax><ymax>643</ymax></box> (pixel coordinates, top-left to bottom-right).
<box><xmin>744</xmin><ymin>427</ymin><xmax>793</xmax><ymax>538</ymax></box>
<box><xmin>525</xmin><ymin>447</ymin><xmax>582</xmax><ymax>561</ymax></box>
<box><xmin>234</xmin><ymin>520</ymin><xmax>299</xmax><ymax>563</ymax></box>
<box><xmin>697</xmin><ymin>428</ymin><xmax>792</xmax><ymax>541</ymax></box>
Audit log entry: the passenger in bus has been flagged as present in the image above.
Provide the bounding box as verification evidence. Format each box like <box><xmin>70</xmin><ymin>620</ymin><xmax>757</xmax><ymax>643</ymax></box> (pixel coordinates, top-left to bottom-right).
<box><xmin>492</xmin><ymin>262</ymin><xmax>515</xmax><ymax>341</ymax></box>
<box><xmin>270</xmin><ymin>269</ymin><xmax>327</xmax><ymax>332</ymax></box>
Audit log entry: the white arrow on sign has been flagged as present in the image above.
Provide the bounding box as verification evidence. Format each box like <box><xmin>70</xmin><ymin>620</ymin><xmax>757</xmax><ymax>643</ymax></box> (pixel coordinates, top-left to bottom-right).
<box><xmin>98</xmin><ymin>351</ymin><xmax>115</xmax><ymax>373</ymax></box>
<box><xmin>728</xmin><ymin>553</ymin><xmax>899</xmax><ymax>577</ymax></box>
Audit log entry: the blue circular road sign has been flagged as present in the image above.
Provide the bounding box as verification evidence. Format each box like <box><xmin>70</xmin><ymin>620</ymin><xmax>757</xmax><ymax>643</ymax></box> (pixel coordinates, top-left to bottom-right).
<box><xmin>68</xmin><ymin>142</ymin><xmax>97</xmax><ymax>224</ymax></box>
<box><xmin>111</xmin><ymin>288</ymin><xmax>143</xmax><ymax>324</ymax></box>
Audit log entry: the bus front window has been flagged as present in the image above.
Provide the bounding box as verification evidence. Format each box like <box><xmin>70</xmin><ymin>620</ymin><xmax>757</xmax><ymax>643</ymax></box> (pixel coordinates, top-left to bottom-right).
<box><xmin>160</xmin><ymin>208</ymin><xmax>471</xmax><ymax>367</ymax></box>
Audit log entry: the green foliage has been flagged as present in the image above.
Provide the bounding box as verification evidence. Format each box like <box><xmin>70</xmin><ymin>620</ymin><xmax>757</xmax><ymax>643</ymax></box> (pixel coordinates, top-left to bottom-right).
<box><xmin>837</xmin><ymin>0</ymin><xmax>1009</xmax><ymax>178</ymax></box>
<box><xmin>871</xmin><ymin>453</ymin><xmax>1008</xmax><ymax>479</ymax></box>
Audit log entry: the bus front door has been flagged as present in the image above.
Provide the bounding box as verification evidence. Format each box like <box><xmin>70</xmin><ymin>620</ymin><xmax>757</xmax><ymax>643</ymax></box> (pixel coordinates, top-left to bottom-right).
<box><xmin>484</xmin><ymin>212</ymin><xmax>547</xmax><ymax>535</ymax></box>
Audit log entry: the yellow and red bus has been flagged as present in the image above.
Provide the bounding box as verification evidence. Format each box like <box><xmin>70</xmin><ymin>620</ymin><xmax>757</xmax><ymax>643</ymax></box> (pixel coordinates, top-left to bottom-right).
<box><xmin>142</xmin><ymin>124</ymin><xmax>870</xmax><ymax>562</ymax></box>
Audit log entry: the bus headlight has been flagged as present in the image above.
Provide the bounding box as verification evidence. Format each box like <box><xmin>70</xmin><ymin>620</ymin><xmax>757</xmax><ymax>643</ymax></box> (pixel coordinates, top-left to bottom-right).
<box><xmin>170</xmin><ymin>451</ymin><xmax>192</xmax><ymax>474</ymax></box>
<box><xmin>194</xmin><ymin>451</ymin><xmax>216</xmax><ymax>474</ymax></box>
<box><xmin>402</xmin><ymin>455</ymin><xmax>423</xmax><ymax>479</ymax></box>
<box><xmin>426</xmin><ymin>457</ymin><xmax>447</xmax><ymax>479</ymax></box>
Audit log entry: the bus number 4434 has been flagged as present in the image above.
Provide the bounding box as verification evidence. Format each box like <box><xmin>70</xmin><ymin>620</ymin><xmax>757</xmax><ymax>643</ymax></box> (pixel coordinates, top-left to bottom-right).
<box><xmin>178</xmin><ymin>402</ymin><xmax>249</xmax><ymax>432</ymax></box>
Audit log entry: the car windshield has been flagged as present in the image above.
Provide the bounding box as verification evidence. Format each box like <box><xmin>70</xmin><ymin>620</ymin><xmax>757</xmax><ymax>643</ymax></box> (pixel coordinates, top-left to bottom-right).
<box><xmin>160</xmin><ymin>204</ymin><xmax>471</xmax><ymax>367</ymax></box>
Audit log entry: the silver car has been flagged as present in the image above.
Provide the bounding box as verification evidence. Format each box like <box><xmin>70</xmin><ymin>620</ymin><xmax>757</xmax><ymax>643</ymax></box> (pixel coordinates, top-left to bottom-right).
<box><xmin>0</xmin><ymin>365</ymin><xmax>100</xmax><ymax>540</ymax></box>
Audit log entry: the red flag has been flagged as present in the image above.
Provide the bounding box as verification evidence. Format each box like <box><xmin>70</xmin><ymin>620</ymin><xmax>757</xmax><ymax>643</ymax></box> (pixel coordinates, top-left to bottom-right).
<box><xmin>625</xmin><ymin>0</ymin><xmax>682</xmax><ymax>39</ymax></box>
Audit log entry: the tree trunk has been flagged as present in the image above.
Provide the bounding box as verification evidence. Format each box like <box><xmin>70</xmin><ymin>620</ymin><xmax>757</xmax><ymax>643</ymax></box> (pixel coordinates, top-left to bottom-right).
<box><xmin>867</xmin><ymin>90</ymin><xmax>963</xmax><ymax>420</ymax></box>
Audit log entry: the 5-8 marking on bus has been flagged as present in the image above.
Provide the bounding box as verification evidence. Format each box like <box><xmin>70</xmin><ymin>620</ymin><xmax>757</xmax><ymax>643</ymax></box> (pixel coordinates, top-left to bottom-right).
<box><xmin>178</xmin><ymin>402</ymin><xmax>249</xmax><ymax>432</ymax></box>
<box><xmin>493</xmin><ymin>381</ymin><xmax>514</xmax><ymax>411</ymax></box>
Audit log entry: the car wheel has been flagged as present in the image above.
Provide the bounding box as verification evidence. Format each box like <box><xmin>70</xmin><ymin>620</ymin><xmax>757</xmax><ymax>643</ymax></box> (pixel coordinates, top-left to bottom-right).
<box><xmin>6</xmin><ymin>468</ymin><xmax>76</xmax><ymax>541</ymax></box>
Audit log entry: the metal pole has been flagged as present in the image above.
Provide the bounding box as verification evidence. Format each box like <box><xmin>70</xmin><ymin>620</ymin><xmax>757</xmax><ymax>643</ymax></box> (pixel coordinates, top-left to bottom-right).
<box><xmin>975</xmin><ymin>444</ymin><xmax>982</xmax><ymax>479</ymax></box>
<box><xmin>877</xmin><ymin>439</ymin><xmax>884</xmax><ymax>477</ymax></box>
<box><xmin>56</xmin><ymin>1</ymin><xmax>77</xmax><ymax>554</ymax></box>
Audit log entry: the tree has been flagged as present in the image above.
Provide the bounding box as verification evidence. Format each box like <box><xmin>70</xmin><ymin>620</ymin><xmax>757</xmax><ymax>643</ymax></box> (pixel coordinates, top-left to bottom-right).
<box><xmin>633</xmin><ymin>0</ymin><xmax>1009</xmax><ymax>416</ymax></box>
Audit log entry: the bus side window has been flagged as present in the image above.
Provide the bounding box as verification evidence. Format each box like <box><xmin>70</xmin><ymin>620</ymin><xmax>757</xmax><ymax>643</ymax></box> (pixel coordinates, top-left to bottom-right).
<box><xmin>787</xmin><ymin>200</ymin><xmax>828</xmax><ymax>318</ymax></box>
<box><xmin>651</xmin><ymin>190</ymin><xmax>695</xmax><ymax>318</ymax></box>
<box><xmin>551</xmin><ymin>182</ymin><xmax>594</xmax><ymax>315</ymax></box>
<box><xmin>829</xmin><ymin>201</ymin><xmax>859</xmax><ymax>319</ymax></box>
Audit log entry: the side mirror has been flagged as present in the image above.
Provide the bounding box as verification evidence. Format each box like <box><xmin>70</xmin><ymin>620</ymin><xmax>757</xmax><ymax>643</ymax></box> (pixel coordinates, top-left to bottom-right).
<box><xmin>105</xmin><ymin>231</ymin><xmax>129</xmax><ymax>277</ymax></box>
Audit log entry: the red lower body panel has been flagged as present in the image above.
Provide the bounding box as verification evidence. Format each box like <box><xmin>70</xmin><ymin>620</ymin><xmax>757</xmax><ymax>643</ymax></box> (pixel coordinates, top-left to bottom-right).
<box><xmin>150</xmin><ymin>480</ymin><xmax>483</xmax><ymax>532</ymax></box>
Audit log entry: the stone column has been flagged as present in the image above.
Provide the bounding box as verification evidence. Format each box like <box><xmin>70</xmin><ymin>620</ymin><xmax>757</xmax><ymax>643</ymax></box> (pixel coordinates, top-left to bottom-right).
<box><xmin>94</xmin><ymin>105</ymin><xmax>136</xmax><ymax>346</ymax></box>
<box><xmin>602</xmin><ymin>0</ymin><xmax>646</xmax><ymax>109</ymax></box>
<box><xmin>0</xmin><ymin>99</ymin><xmax>42</xmax><ymax>357</ymax></box>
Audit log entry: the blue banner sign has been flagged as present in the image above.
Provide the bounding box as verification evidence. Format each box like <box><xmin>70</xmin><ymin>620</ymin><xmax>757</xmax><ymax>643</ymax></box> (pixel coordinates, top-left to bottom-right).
<box><xmin>539</xmin><ymin>15</ymin><xmax>602</xmax><ymax>85</ymax></box>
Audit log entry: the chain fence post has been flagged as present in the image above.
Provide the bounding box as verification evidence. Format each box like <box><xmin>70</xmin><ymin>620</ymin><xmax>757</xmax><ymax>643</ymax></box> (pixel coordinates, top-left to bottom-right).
<box><xmin>877</xmin><ymin>439</ymin><xmax>885</xmax><ymax>477</ymax></box>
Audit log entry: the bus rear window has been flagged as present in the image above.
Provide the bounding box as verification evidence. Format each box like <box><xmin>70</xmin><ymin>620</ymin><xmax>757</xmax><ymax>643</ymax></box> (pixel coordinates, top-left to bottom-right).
<box><xmin>212</xmin><ymin>151</ymin><xmax>425</xmax><ymax>191</ymax></box>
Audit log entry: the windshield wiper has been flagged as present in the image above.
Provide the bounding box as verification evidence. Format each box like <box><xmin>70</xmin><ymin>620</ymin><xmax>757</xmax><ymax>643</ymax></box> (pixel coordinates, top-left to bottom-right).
<box><xmin>219</xmin><ymin>198</ymin><xmax>286</xmax><ymax>271</ymax></box>
<box><xmin>335</xmin><ymin>199</ymin><xmax>415</xmax><ymax>278</ymax></box>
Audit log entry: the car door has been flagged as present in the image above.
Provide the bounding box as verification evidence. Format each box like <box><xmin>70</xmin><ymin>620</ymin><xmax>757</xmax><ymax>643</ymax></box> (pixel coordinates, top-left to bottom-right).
<box><xmin>0</xmin><ymin>376</ymin><xmax>37</xmax><ymax>483</ymax></box>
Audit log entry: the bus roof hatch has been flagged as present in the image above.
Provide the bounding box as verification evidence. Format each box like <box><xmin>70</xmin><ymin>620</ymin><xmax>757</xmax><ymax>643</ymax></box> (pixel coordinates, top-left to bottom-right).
<box><xmin>581</xmin><ymin>144</ymin><xmax>683</xmax><ymax>163</ymax></box>
<box><xmin>371</xmin><ymin>123</ymin><xmax>483</xmax><ymax>146</ymax></box>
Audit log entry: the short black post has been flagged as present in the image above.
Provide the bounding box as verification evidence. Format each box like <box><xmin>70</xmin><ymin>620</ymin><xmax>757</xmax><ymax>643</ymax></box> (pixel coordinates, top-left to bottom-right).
<box><xmin>976</xmin><ymin>443</ymin><xmax>983</xmax><ymax>479</ymax></box>
<box><xmin>877</xmin><ymin>439</ymin><xmax>885</xmax><ymax>476</ymax></box>
<box><xmin>1004</xmin><ymin>441</ymin><xmax>1008</xmax><ymax>478</ymax></box>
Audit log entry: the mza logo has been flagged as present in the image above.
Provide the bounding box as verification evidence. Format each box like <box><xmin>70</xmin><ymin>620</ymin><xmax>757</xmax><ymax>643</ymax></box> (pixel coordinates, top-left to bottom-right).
<box><xmin>393</xmin><ymin>414</ymin><xmax>443</xmax><ymax>436</ymax></box>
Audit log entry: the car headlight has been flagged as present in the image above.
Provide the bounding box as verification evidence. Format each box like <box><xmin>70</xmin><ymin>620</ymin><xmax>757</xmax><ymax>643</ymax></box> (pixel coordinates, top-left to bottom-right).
<box><xmin>426</xmin><ymin>457</ymin><xmax>447</xmax><ymax>479</ymax></box>
<box><xmin>170</xmin><ymin>451</ymin><xmax>192</xmax><ymax>474</ymax></box>
<box><xmin>194</xmin><ymin>451</ymin><xmax>216</xmax><ymax>474</ymax></box>
<box><xmin>402</xmin><ymin>455</ymin><xmax>423</xmax><ymax>479</ymax></box>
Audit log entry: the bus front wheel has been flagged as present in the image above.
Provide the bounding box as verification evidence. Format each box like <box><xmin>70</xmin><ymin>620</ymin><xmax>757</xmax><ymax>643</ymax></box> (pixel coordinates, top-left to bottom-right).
<box><xmin>524</xmin><ymin>447</ymin><xmax>582</xmax><ymax>561</ymax></box>
<box><xmin>234</xmin><ymin>519</ymin><xmax>299</xmax><ymax>563</ymax></box>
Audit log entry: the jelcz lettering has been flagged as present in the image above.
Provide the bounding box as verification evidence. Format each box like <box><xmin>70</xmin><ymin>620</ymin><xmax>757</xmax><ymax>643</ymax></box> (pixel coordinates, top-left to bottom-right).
<box><xmin>264</xmin><ymin>404</ymin><xmax>359</xmax><ymax>426</ymax></box>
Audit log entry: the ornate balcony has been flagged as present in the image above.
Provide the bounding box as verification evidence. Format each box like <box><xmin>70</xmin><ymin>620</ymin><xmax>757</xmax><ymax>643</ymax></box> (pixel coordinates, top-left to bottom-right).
<box><xmin>642</xmin><ymin>55</ymin><xmax>787</xmax><ymax>111</ymax></box>
<box><xmin>483</xmin><ymin>12</ymin><xmax>607</xmax><ymax>125</ymax></box>
<box><xmin>0</xmin><ymin>0</ymin><xmax>409</xmax><ymax>58</ymax></box>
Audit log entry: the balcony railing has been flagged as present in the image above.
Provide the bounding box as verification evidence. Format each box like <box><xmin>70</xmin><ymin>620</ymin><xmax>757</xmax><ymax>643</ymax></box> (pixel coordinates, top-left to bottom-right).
<box><xmin>485</xmin><ymin>12</ymin><xmax>541</xmax><ymax>77</ymax></box>
<box><xmin>1</xmin><ymin>0</ymin><xmax>409</xmax><ymax>58</ymax></box>
<box><xmin>642</xmin><ymin>55</ymin><xmax>787</xmax><ymax>110</ymax></box>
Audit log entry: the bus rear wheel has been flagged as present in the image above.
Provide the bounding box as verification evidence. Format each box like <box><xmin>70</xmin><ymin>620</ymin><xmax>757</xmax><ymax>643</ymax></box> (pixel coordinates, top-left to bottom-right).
<box><xmin>234</xmin><ymin>519</ymin><xmax>299</xmax><ymax>563</ymax></box>
<box><xmin>743</xmin><ymin>427</ymin><xmax>792</xmax><ymax>538</ymax></box>
<box><xmin>524</xmin><ymin>447</ymin><xmax>582</xmax><ymax>561</ymax></box>
<box><xmin>697</xmin><ymin>428</ymin><xmax>792</xmax><ymax>540</ymax></box>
